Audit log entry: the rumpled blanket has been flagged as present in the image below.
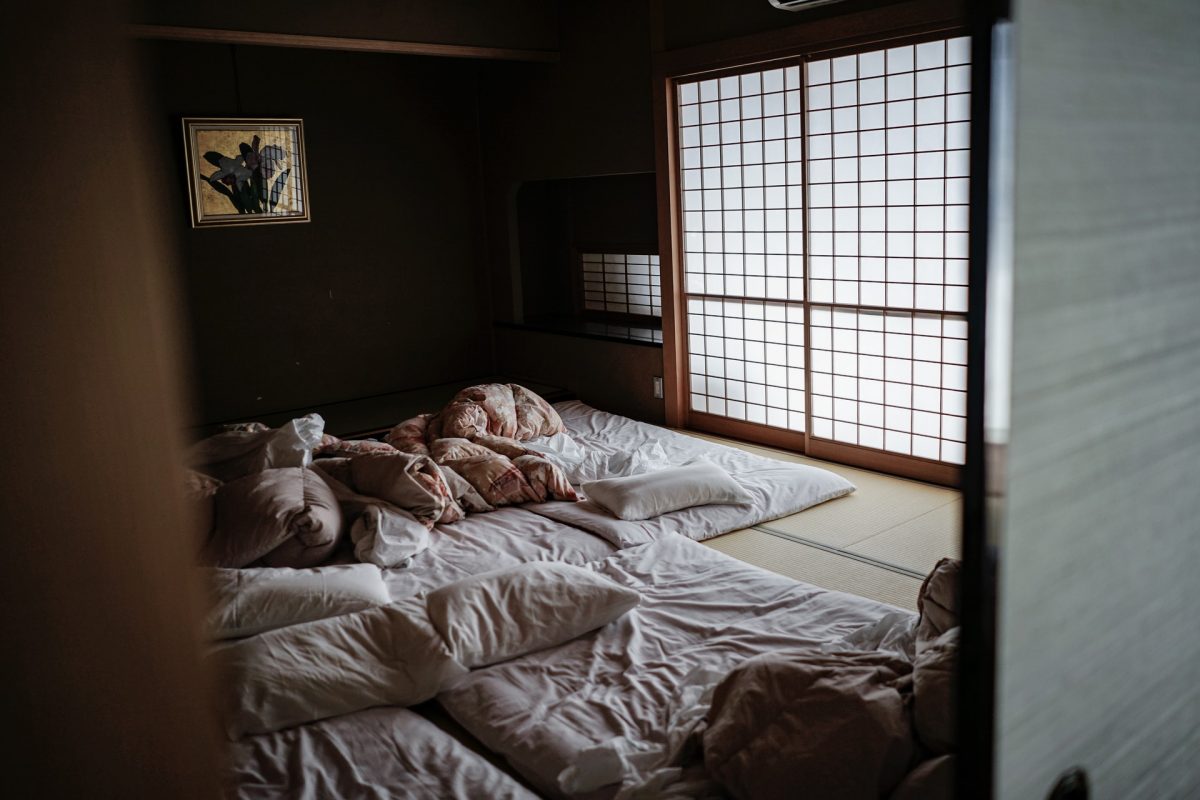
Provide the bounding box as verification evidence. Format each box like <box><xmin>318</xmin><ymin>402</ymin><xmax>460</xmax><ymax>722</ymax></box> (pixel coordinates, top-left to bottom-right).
<box><xmin>700</xmin><ymin>558</ymin><xmax>963</xmax><ymax>800</ymax></box>
<box><xmin>195</xmin><ymin>385</ymin><xmax>578</xmax><ymax>570</ymax></box>
<box><xmin>348</xmin><ymin>451</ymin><xmax>464</xmax><ymax>527</ymax></box>
<box><xmin>385</xmin><ymin>384</ymin><xmax>578</xmax><ymax>508</ymax></box>
<box><xmin>434</xmin><ymin>383</ymin><xmax>564</xmax><ymax>441</ymax></box>
<box><xmin>704</xmin><ymin>650</ymin><xmax>916</xmax><ymax>800</ymax></box>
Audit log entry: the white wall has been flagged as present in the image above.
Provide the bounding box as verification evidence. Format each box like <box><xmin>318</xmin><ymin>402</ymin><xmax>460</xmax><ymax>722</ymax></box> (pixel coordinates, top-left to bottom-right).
<box><xmin>996</xmin><ymin>1</ymin><xmax>1200</xmax><ymax>797</ymax></box>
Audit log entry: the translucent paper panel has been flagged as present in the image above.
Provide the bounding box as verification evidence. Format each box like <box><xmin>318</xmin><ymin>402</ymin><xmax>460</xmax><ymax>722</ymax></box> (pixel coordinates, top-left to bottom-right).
<box><xmin>676</xmin><ymin>36</ymin><xmax>970</xmax><ymax>468</ymax></box>
<box><xmin>677</xmin><ymin>65</ymin><xmax>806</xmax><ymax>302</ymax></box>
<box><xmin>808</xmin><ymin>305</ymin><xmax>967</xmax><ymax>464</ymax></box>
<box><xmin>686</xmin><ymin>296</ymin><xmax>806</xmax><ymax>431</ymax></box>
<box><xmin>807</xmin><ymin>36</ymin><xmax>971</xmax><ymax>314</ymax></box>
<box><xmin>581</xmin><ymin>253</ymin><xmax>662</xmax><ymax>317</ymax></box>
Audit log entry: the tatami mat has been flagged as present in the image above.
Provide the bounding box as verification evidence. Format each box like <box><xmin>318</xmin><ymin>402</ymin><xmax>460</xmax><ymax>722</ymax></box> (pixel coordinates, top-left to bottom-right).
<box><xmin>683</xmin><ymin>429</ymin><xmax>960</xmax><ymax>608</ymax></box>
<box><xmin>684</xmin><ymin>430</ymin><xmax>959</xmax><ymax>550</ymax></box>
<box><xmin>847</xmin><ymin>498</ymin><xmax>962</xmax><ymax>576</ymax></box>
<box><xmin>704</xmin><ymin>528</ymin><xmax>924</xmax><ymax>610</ymax></box>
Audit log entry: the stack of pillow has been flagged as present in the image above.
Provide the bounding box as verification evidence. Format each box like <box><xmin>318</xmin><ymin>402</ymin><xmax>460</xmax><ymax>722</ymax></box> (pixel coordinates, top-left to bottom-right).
<box><xmin>207</xmin><ymin>561</ymin><xmax>640</xmax><ymax>740</ymax></box>
<box><xmin>185</xmin><ymin>414</ymin><xmax>344</xmax><ymax>569</ymax></box>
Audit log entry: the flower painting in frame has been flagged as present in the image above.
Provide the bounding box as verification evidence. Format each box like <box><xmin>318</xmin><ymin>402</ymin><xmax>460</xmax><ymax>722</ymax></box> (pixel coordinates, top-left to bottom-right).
<box><xmin>182</xmin><ymin>117</ymin><xmax>310</xmax><ymax>228</ymax></box>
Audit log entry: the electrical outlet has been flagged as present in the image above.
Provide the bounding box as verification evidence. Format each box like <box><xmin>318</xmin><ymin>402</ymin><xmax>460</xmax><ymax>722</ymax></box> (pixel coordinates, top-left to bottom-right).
<box><xmin>653</xmin><ymin>376</ymin><xmax>664</xmax><ymax>399</ymax></box>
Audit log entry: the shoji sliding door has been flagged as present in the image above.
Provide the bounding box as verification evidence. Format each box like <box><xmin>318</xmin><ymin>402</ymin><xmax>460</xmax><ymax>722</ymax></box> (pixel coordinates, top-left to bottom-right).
<box><xmin>680</xmin><ymin>63</ymin><xmax>809</xmax><ymax>437</ymax></box>
<box><xmin>672</xmin><ymin>34</ymin><xmax>971</xmax><ymax>485</ymax></box>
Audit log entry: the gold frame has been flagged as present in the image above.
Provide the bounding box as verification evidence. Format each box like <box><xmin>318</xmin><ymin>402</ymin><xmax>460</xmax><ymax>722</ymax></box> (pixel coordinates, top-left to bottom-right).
<box><xmin>181</xmin><ymin>117</ymin><xmax>311</xmax><ymax>228</ymax></box>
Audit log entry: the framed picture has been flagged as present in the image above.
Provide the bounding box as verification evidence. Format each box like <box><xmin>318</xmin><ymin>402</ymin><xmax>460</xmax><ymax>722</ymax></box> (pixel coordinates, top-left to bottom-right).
<box><xmin>181</xmin><ymin>117</ymin><xmax>310</xmax><ymax>228</ymax></box>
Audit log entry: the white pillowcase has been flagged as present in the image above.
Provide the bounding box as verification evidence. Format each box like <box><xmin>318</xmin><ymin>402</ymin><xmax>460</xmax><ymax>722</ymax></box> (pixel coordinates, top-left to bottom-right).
<box><xmin>206</xmin><ymin>564</ymin><xmax>390</xmax><ymax>639</ymax></box>
<box><xmin>215</xmin><ymin>597</ymin><xmax>465</xmax><ymax>739</ymax></box>
<box><xmin>582</xmin><ymin>460</ymin><xmax>755</xmax><ymax>521</ymax></box>
<box><xmin>425</xmin><ymin>562</ymin><xmax>640</xmax><ymax>668</ymax></box>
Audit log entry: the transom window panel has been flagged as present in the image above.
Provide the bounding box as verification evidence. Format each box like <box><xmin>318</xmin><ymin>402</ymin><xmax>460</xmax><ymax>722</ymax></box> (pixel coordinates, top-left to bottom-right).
<box><xmin>806</xmin><ymin>37</ymin><xmax>970</xmax><ymax>314</ymax></box>
<box><xmin>677</xmin><ymin>64</ymin><xmax>806</xmax><ymax>302</ymax></box>
<box><xmin>686</xmin><ymin>296</ymin><xmax>806</xmax><ymax>431</ymax></box>
<box><xmin>674</xmin><ymin>34</ymin><xmax>970</xmax><ymax>477</ymax></box>
<box><xmin>808</xmin><ymin>306</ymin><xmax>967</xmax><ymax>464</ymax></box>
<box><xmin>581</xmin><ymin>253</ymin><xmax>662</xmax><ymax>317</ymax></box>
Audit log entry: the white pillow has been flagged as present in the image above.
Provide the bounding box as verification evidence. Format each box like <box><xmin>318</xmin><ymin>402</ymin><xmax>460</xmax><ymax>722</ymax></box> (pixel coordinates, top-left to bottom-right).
<box><xmin>425</xmin><ymin>562</ymin><xmax>640</xmax><ymax>668</ymax></box>
<box><xmin>215</xmin><ymin>597</ymin><xmax>466</xmax><ymax>739</ymax></box>
<box><xmin>582</xmin><ymin>460</ymin><xmax>755</xmax><ymax>521</ymax></box>
<box><xmin>206</xmin><ymin>564</ymin><xmax>390</xmax><ymax>639</ymax></box>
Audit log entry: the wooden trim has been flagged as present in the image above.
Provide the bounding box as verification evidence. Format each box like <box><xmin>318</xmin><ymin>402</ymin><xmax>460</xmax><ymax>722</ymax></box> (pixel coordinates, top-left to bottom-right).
<box><xmin>793</xmin><ymin>25</ymin><xmax>963</xmax><ymax>63</ymax></box>
<box><xmin>685</xmin><ymin>292</ymin><xmax>969</xmax><ymax>317</ymax></box>
<box><xmin>574</xmin><ymin>241</ymin><xmax>659</xmax><ymax>256</ymax></box>
<box><xmin>688</xmin><ymin>412</ymin><xmax>808</xmax><ymax>453</ymax></box>
<box><xmin>493</xmin><ymin>320</ymin><xmax>663</xmax><ymax>349</ymax></box>
<box><xmin>653</xmin><ymin>73</ymin><xmax>688</xmax><ymax>427</ymax></box>
<box><xmin>653</xmin><ymin>0</ymin><xmax>966</xmax><ymax>80</ymax></box>
<box><xmin>807</xmin><ymin>438</ymin><xmax>961</xmax><ymax>486</ymax></box>
<box><xmin>799</xmin><ymin>58</ymin><xmax>815</xmax><ymax>456</ymax></box>
<box><xmin>691</xmin><ymin>412</ymin><xmax>959</xmax><ymax>486</ymax></box>
<box><xmin>957</xmin><ymin>4</ymin><xmax>1004</xmax><ymax>798</ymax></box>
<box><xmin>129</xmin><ymin>24</ymin><xmax>560</xmax><ymax>63</ymax></box>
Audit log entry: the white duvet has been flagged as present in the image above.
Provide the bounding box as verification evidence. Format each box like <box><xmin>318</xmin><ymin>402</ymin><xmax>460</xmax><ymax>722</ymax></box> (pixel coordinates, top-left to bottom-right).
<box><xmin>523</xmin><ymin>401</ymin><xmax>855</xmax><ymax>548</ymax></box>
<box><xmin>438</xmin><ymin>535</ymin><xmax>908</xmax><ymax>799</ymax></box>
<box><xmin>226</xmin><ymin>706</ymin><xmax>537</xmax><ymax>800</ymax></box>
<box><xmin>222</xmin><ymin>403</ymin><xmax>891</xmax><ymax>799</ymax></box>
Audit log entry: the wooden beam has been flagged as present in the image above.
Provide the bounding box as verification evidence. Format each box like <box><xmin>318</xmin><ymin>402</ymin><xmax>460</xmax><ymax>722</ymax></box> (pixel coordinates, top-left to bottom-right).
<box><xmin>129</xmin><ymin>24</ymin><xmax>559</xmax><ymax>63</ymax></box>
<box><xmin>652</xmin><ymin>70</ymin><xmax>688</xmax><ymax>428</ymax></box>
<box><xmin>653</xmin><ymin>0</ymin><xmax>965</xmax><ymax>79</ymax></box>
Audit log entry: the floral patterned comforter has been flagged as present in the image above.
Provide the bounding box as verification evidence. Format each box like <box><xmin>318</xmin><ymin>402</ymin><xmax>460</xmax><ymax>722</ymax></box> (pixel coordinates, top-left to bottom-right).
<box><xmin>313</xmin><ymin>383</ymin><xmax>577</xmax><ymax>515</ymax></box>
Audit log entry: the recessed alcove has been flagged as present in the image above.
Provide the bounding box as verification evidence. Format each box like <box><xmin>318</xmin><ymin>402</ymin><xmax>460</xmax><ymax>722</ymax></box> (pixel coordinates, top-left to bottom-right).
<box><xmin>512</xmin><ymin>171</ymin><xmax>661</xmax><ymax>344</ymax></box>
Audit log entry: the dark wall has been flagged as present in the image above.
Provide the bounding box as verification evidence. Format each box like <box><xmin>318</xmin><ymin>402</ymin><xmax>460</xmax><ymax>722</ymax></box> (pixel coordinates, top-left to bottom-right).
<box><xmin>565</xmin><ymin>173</ymin><xmax>660</xmax><ymax>247</ymax></box>
<box><xmin>478</xmin><ymin>0</ymin><xmax>656</xmax><ymax>323</ymax></box>
<box><xmin>516</xmin><ymin>181</ymin><xmax>572</xmax><ymax>320</ymax></box>
<box><xmin>518</xmin><ymin>173</ymin><xmax>658</xmax><ymax>319</ymax></box>
<box><xmin>477</xmin><ymin>0</ymin><xmax>666</xmax><ymax>423</ymax></box>
<box><xmin>138</xmin><ymin>0</ymin><xmax>559</xmax><ymax>51</ymax></box>
<box><xmin>144</xmin><ymin>42</ymin><xmax>493</xmax><ymax>425</ymax></box>
<box><xmin>496</xmin><ymin>328</ymin><xmax>666</xmax><ymax>424</ymax></box>
<box><xmin>144</xmin><ymin>0</ymin><xmax>925</xmax><ymax>429</ymax></box>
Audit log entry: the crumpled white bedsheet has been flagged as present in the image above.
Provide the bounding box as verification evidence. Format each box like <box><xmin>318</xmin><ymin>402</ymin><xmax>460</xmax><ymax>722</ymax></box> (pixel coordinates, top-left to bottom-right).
<box><xmin>558</xmin><ymin>664</ymin><xmax>728</xmax><ymax>800</ymax></box>
<box><xmin>438</xmin><ymin>534</ymin><xmax>912</xmax><ymax>799</ymax></box>
<box><xmin>225</xmin><ymin>706</ymin><xmax>538</xmax><ymax>800</ymax></box>
<box><xmin>522</xmin><ymin>429</ymin><xmax>672</xmax><ymax>484</ymax></box>
<box><xmin>522</xmin><ymin>401</ymin><xmax>856</xmax><ymax>548</ymax></box>
<box><xmin>381</xmin><ymin>507</ymin><xmax>616</xmax><ymax>601</ymax></box>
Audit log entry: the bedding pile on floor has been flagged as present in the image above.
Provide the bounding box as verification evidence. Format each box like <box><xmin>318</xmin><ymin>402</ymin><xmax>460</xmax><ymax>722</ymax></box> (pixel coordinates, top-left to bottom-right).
<box><xmin>700</xmin><ymin>556</ymin><xmax>961</xmax><ymax>800</ymax></box>
<box><xmin>187</xmin><ymin>383</ymin><xmax>854</xmax><ymax>567</ymax></box>
<box><xmin>188</xmin><ymin>384</ymin><xmax>960</xmax><ymax>799</ymax></box>
<box><xmin>188</xmin><ymin>384</ymin><xmax>587</xmax><ymax>570</ymax></box>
